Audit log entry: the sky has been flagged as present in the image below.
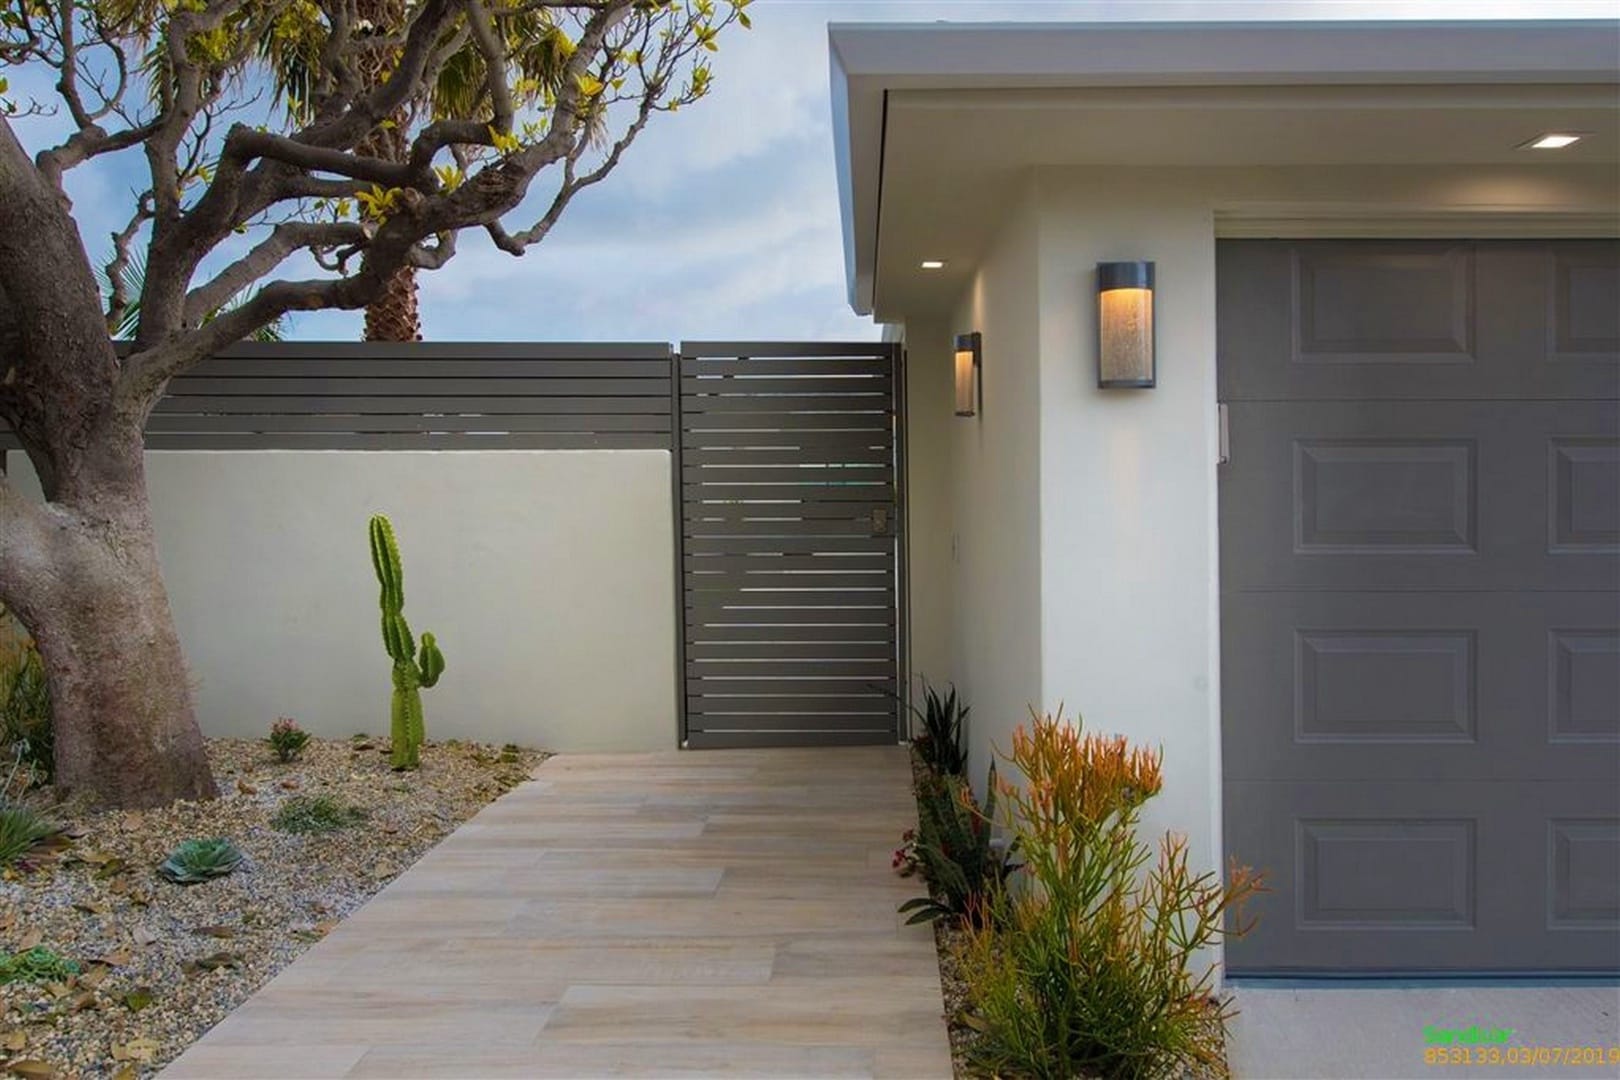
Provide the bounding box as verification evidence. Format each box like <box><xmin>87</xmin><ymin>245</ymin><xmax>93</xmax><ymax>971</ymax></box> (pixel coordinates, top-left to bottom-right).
<box><xmin>11</xmin><ymin>0</ymin><xmax>1616</xmax><ymax>344</ymax></box>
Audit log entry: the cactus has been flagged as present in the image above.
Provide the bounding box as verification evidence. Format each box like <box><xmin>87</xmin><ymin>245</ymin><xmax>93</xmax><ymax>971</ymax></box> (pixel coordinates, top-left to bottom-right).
<box><xmin>368</xmin><ymin>514</ymin><xmax>445</xmax><ymax>770</ymax></box>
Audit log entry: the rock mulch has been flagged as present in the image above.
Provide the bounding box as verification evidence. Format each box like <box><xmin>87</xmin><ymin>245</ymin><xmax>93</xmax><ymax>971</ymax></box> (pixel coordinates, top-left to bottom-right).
<box><xmin>0</xmin><ymin>736</ymin><xmax>546</xmax><ymax>1080</ymax></box>
<box><xmin>932</xmin><ymin>920</ymin><xmax>975</xmax><ymax>1078</ymax></box>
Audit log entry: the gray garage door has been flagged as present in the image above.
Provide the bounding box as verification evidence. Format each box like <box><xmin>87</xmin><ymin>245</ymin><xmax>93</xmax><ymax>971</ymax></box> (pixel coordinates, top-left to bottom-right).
<box><xmin>1219</xmin><ymin>239</ymin><xmax>1620</xmax><ymax>974</ymax></box>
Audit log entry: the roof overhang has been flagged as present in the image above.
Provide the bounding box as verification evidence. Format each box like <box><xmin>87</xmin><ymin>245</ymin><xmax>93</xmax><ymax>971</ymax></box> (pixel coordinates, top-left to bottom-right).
<box><xmin>829</xmin><ymin>20</ymin><xmax>1620</xmax><ymax>318</ymax></box>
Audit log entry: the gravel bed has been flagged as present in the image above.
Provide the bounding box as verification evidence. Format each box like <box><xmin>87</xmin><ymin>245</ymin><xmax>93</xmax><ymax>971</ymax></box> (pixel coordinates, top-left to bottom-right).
<box><xmin>1</xmin><ymin>735</ymin><xmax>547</xmax><ymax>1080</ymax></box>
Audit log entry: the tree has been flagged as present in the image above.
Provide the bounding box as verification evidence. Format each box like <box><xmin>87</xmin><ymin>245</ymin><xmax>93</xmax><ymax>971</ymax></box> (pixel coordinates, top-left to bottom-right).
<box><xmin>258</xmin><ymin>0</ymin><xmax>582</xmax><ymax>340</ymax></box>
<box><xmin>0</xmin><ymin>0</ymin><xmax>746</xmax><ymax>807</ymax></box>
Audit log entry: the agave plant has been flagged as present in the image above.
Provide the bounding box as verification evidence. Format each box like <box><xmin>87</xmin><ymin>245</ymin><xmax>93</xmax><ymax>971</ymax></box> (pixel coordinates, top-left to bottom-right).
<box><xmin>158</xmin><ymin>838</ymin><xmax>244</xmax><ymax>885</ymax></box>
<box><xmin>888</xmin><ymin>678</ymin><xmax>969</xmax><ymax>778</ymax></box>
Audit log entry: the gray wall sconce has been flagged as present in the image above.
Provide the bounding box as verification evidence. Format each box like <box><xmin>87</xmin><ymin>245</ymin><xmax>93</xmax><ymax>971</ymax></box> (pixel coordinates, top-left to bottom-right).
<box><xmin>954</xmin><ymin>331</ymin><xmax>982</xmax><ymax>416</ymax></box>
<box><xmin>1097</xmin><ymin>261</ymin><xmax>1155</xmax><ymax>389</ymax></box>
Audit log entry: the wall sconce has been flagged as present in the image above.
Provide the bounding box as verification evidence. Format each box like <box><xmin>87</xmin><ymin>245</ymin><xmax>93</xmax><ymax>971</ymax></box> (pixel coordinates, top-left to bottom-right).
<box><xmin>1097</xmin><ymin>261</ymin><xmax>1155</xmax><ymax>389</ymax></box>
<box><xmin>954</xmin><ymin>331</ymin><xmax>981</xmax><ymax>417</ymax></box>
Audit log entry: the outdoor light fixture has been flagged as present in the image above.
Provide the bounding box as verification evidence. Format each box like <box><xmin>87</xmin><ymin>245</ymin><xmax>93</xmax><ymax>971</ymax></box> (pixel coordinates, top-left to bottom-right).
<box><xmin>1520</xmin><ymin>132</ymin><xmax>1583</xmax><ymax>150</ymax></box>
<box><xmin>920</xmin><ymin>259</ymin><xmax>947</xmax><ymax>270</ymax></box>
<box><xmin>954</xmin><ymin>331</ymin><xmax>981</xmax><ymax>417</ymax></box>
<box><xmin>1096</xmin><ymin>261</ymin><xmax>1155</xmax><ymax>389</ymax></box>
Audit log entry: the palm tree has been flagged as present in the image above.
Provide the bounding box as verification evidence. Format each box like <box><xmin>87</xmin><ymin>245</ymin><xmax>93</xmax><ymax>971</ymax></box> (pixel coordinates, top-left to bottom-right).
<box><xmin>260</xmin><ymin>1</ymin><xmax>578</xmax><ymax>341</ymax></box>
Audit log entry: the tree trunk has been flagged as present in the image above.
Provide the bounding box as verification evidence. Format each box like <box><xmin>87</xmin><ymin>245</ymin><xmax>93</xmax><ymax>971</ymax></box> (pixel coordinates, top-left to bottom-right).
<box><xmin>353</xmin><ymin>0</ymin><xmax>420</xmax><ymax>345</ymax></box>
<box><xmin>364</xmin><ymin>265</ymin><xmax>423</xmax><ymax>342</ymax></box>
<box><xmin>4</xmin><ymin>460</ymin><xmax>218</xmax><ymax>807</ymax></box>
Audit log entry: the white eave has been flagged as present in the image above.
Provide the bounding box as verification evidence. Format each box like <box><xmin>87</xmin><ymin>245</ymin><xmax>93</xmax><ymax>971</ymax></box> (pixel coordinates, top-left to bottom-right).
<box><xmin>828</xmin><ymin>19</ymin><xmax>1620</xmax><ymax>316</ymax></box>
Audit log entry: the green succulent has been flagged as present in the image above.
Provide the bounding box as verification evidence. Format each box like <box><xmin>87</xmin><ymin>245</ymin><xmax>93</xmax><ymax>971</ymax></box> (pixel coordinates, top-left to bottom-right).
<box><xmin>0</xmin><ymin>945</ymin><xmax>80</xmax><ymax>984</ymax></box>
<box><xmin>0</xmin><ymin>803</ymin><xmax>61</xmax><ymax>868</ymax></box>
<box><xmin>271</xmin><ymin>794</ymin><xmax>367</xmax><ymax>835</ymax></box>
<box><xmin>158</xmin><ymin>838</ymin><xmax>244</xmax><ymax>884</ymax></box>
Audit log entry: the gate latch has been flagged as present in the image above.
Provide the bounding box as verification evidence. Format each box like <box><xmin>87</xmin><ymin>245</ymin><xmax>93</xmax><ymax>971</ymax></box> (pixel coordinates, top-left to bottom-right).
<box><xmin>869</xmin><ymin>506</ymin><xmax>891</xmax><ymax>536</ymax></box>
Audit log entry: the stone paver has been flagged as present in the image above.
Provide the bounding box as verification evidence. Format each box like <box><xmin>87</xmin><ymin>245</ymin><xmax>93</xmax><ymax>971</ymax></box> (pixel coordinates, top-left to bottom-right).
<box><xmin>163</xmin><ymin>747</ymin><xmax>950</xmax><ymax>1079</ymax></box>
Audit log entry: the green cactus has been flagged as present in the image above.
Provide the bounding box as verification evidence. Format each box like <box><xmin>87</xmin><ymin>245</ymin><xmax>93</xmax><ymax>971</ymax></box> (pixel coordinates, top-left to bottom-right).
<box><xmin>368</xmin><ymin>514</ymin><xmax>445</xmax><ymax>770</ymax></box>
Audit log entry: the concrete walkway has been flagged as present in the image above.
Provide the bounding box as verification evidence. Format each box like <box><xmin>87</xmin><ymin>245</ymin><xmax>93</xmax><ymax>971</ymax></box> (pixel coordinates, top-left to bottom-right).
<box><xmin>163</xmin><ymin>747</ymin><xmax>950</xmax><ymax>1079</ymax></box>
<box><xmin>1230</xmin><ymin>983</ymin><xmax>1620</xmax><ymax>1080</ymax></box>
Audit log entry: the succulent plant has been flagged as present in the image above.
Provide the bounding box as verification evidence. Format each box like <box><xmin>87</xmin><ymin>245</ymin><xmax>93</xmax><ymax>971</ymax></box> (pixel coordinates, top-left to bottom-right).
<box><xmin>0</xmin><ymin>945</ymin><xmax>80</xmax><ymax>984</ymax></box>
<box><xmin>158</xmin><ymin>838</ymin><xmax>244</xmax><ymax>885</ymax></box>
<box><xmin>266</xmin><ymin>716</ymin><xmax>312</xmax><ymax>763</ymax></box>
<box><xmin>271</xmin><ymin>794</ymin><xmax>367</xmax><ymax>834</ymax></box>
<box><xmin>369</xmin><ymin>514</ymin><xmax>445</xmax><ymax>770</ymax></box>
<box><xmin>0</xmin><ymin>802</ymin><xmax>62</xmax><ymax>868</ymax></box>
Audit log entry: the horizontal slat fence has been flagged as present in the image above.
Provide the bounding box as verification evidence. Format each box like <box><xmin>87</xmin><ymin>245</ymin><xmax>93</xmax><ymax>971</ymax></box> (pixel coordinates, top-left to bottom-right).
<box><xmin>0</xmin><ymin>342</ymin><xmax>675</xmax><ymax>451</ymax></box>
<box><xmin>676</xmin><ymin>341</ymin><xmax>903</xmax><ymax>748</ymax></box>
<box><xmin>2</xmin><ymin>338</ymin><xmax>908</xmax><ymax>754</ymax></box>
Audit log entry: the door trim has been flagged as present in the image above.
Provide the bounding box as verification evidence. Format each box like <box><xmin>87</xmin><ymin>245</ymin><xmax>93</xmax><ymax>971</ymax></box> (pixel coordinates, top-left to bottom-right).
<box><xmin>1215</xmin><ymin>205</ymin><xmax>1620</xmax><ymax>240</ymax></box>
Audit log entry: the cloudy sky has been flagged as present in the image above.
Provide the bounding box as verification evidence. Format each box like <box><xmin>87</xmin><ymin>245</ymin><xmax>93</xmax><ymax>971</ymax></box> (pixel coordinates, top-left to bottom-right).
<box><xmin>12</xmin><ymin>0</ymin><xmax>1613</xmax><ymax>344</ymax></box>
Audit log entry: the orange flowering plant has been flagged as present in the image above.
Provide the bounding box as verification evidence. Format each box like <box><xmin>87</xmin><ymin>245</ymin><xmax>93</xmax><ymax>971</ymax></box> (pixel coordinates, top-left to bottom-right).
<box><xmin>956</xmin><ymin>709</ymin><xmax>1266</xmax><ymax>1080</ymax></box>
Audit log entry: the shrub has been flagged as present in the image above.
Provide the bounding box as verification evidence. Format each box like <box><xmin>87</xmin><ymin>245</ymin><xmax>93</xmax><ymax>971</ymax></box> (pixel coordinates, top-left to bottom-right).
<box><xmin>0</xmin><ymin>803</ymin><xmax>61</xmax><ymax>868</ymax></box>
<box><xmin>266</xmin><ymin>717</ymin><xmax>311</xmax><ymax>763</ymax></box>
<box><xmin>0</xmin><ymin>632</ymin><xmax>52</xmax><ymax>784</ymax></box>
<box><xmin>900</xmin><ymin>765</ymin><xmax>1018</xmax><ymax>926</ymax></box>
<box><xmin>894</xmin><ymin>679</ymin><xmax>968</xmax><ymax>778</ymax></box>
<box><xmin>272</xmin><ymin>794</ymin><xmax>367</xmax><ymax>834</ymax></box>
<box><xmin>0</xmin><ymin>945</ymin><xmax>80</xmax><ymax>984</ymax></box>
<box><xmin>955</xmin><ymin>712</ymin><xmax>1265</xmax><ymax>1080</ymax></box>
<box><xmin>159</xmin><ymin>838</ymin><xmax>244</xmax><ymax>884</ymax></box>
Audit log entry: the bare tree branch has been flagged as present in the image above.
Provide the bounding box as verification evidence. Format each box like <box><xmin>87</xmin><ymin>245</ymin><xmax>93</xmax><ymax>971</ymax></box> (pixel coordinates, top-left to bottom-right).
<box><xmin>105</xmin><ymin>192</ymin><xmax>154</xmax><ymax>335</ymax></box>
<box><xmin>184</xmin><ymin>219</ymin><xmax>365</xmax><ymax>322</ymax></box>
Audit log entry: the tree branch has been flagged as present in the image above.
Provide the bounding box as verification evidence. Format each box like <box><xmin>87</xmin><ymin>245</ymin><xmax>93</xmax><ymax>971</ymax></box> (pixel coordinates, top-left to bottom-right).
<box><xmin>105</xmin><ymin>192</ymin><xmax>153</xmax><ymax>336</ymax></box>
<box><xmin>184</xmin><ymin>220</ymin><xmax>366</xmax><ymax>322</ymax></box>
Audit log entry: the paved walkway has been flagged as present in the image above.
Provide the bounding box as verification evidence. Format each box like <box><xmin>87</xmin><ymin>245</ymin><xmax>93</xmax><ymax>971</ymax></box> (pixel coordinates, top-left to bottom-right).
<box><xmin>1230</xmin><ymin>984</ymin><xmax>1620</xmax><ymax>1079</ymax></box>
<box><xmin>163</xmin><ymin>747</ymin><xmax>950</xmax><ymax>1079</ymax></box>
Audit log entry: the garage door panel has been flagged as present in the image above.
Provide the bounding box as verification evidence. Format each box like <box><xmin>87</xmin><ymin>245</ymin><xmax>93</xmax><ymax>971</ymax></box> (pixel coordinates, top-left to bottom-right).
<box><xmin>1219</xmin><ymin>239</ymin><xmax>1620</xmax><ymax>974</ymax></box>
<box><xmin>1222</xmin><ymin>590</ymin><xmax>1620</xmax><ymax>783</ymax></box>
<box><xmin>1217</xmin><ymin>240</ymin><xmax>1620</xmax><ymax>403</ymax></box>
<box><xmin>1224</xmin><ymin>780</ymin><xmax>1620</xmax><ymax>972</ymax></box>
<box><xmin>1221</xmin><ymin>400</ymin><xmax>1619</xmax><ymax>590</ymax></box>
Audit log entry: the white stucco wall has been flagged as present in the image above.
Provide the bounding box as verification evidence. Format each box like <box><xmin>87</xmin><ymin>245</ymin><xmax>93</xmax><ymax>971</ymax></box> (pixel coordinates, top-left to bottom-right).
<box><xmin>5</xmin><ymin>450</ymin><xmax>677</xmax><ymax>752</ymax></box>
<box><xmin>900</xmin><ymin>319</ymin><xmax>956</xmax><ymax>697</ymax></box>
<box><xmin>1032</xmin><ymin>170</ymin><xmax>1225</xmax><ymax>882</ymax></box>
<box><xmin>904</xmin><ymin>189</ymin><xmax>1046</xmax><ymax>790</ymax></box>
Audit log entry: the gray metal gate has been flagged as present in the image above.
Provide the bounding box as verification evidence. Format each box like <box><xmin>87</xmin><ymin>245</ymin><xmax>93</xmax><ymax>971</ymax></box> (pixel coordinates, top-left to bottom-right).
<box><xmin>675</xmin><ymin>342</ymin><xmax>904</xmax><ymax>748</ymax></box>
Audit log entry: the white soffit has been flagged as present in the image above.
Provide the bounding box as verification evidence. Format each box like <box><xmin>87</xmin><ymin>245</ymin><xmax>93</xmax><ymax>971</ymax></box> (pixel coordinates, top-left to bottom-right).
<box><xmin>828</xmin><ymin>20</ymin><xmax>1620</xmax><ymax>316</ymax></box>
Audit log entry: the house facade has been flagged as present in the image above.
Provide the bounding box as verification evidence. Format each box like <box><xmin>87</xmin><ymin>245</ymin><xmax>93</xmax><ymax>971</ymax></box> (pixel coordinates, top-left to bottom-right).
<box><xmin>830</xmin><ymin>19</ymin><xmax>1620</xmax><ymax>974</ymax></box>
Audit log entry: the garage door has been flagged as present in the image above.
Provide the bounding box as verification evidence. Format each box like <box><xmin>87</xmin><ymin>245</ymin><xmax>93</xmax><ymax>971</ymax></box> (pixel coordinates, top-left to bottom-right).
<box><xmin>1219</xmin><ymin>239</ymin><xmax>1620</xmax><ymax>974</ymax></box>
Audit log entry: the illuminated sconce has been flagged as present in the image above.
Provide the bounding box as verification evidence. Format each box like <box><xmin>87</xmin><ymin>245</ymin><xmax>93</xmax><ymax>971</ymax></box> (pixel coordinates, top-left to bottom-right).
<box><xmin>1096</xmin><ymin>261</ymin><xmax>1155</xmax><ymax>389</ymax></box>
<box><xmin>954</xmin><ymin>331</ymin><xmax>981</xmax><ymax>417</ymax></box>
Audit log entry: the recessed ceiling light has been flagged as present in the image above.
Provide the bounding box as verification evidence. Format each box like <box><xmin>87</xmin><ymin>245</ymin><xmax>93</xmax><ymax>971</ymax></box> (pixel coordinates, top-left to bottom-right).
<box><xmin>919</xmin><ymin>260</ymin><xmax>947</xmax><ymax>270</ymax></box>
<box><xmin>1521</xmin><ymin>132</ymin><xmax>1583</xmax><ymax>150</ymax></box>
